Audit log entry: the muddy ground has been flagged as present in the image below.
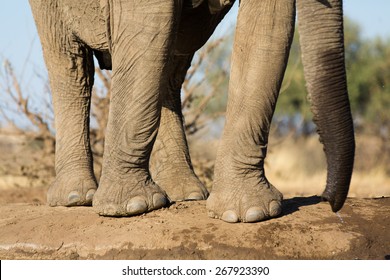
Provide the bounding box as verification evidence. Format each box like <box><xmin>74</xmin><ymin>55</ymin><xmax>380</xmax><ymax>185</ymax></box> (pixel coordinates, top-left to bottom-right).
<box><xmin>0</xmin><ymin>187</ymin><xmax>389</xmax><ymax>260</ymax></box>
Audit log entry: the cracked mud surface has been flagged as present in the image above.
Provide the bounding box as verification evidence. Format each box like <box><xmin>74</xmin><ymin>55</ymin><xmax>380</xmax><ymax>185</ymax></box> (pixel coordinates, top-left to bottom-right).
<box><xmin>0</xmin><ymin>191</ymin><xmax>389</xmax><ymax>260</ymax></box>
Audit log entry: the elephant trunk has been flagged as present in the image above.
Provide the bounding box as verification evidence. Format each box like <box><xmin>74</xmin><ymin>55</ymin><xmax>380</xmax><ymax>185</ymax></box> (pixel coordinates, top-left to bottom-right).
<box><xmin>297</xmin><ymin>0</ymin><xmax>355</xmax><ymax>212</ymax></box>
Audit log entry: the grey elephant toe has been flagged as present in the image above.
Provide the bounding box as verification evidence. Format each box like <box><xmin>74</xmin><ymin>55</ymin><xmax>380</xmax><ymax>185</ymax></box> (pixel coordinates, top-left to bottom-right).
<box><xmin>187</xmin><ymin>192</ymin><xmax>204</xmax><ymax>201</ymax></box>
<box><xmin>245</xmin><ymin>207</ymin><xmax>266</xmax><ymax>222</ymax></box>
<box><xmin>125</xmin><ymin>193</ymin><xmax>167</xmax><ymax>215</ymax></box>
<box><xmin>269</xmin><ymin>200</ymin><xmax>282</xmax><ymax>217</ymax></box>
<box><xmin>86</xmin><ymin>189</ymin><xmax>96</xmax><ymax>202</ymax></box>
<box><xmin>68</xmin><ymin>189</ymin><xmax>96</xmax><ymax>206</ymax></box>
<box><xmin>68</xmin><ymin>191</ymin><xmax>81</xmax><ymax>205</ymax></box>
<box><xmin>152</xmin><ymin>193</ymin><xmax>168</xmax><ymax>209</ymax></box>
<box><xmin>126</xmin><ymin>197</ymin><xmax>149</xmax><ymax>215</ymax></box>
<box><xmin>221</xmin><ymin>210</ymin><xmax>239</xmax><ymax>223</ymax></box>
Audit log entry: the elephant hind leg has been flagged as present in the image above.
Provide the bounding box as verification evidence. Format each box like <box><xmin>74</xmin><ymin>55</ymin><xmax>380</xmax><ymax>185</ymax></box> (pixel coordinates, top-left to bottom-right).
<box><xmin>150</xmin><ymin>55</ymin><xmax>208</xmax><ymax>202</ymax></box>
<box><xmin>150</xmin><ymin>3</ymin><xmax>234</xmax><ymax>201</ymax></box>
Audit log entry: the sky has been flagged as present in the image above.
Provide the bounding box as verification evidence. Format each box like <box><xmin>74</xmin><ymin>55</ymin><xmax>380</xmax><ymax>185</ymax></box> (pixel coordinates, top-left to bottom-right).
<box><xmin>1</xmin><ymin>0</ymin><xmax>390</xmax><ymax>94</ymax></box>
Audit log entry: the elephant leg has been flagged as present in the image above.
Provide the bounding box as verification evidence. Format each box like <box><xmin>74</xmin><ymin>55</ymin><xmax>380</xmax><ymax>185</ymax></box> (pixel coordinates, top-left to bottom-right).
<box><xmin>33</xmin><ymin>20</ymin><xmax>97</xmax><ymax>206</ymax></box>
<box><xmin>151</xmin><ymin>54</ymin><xmax>209</xmax><ymax>201</ymax></box>
<box><xmin>297</xmin><ymin>0</ymin><xmax>355</xmax><ymax>212</ymax></box>
<box><xmin>207</xmin><ymin>0</ymin><xmax>296</xmax><ymax>223</ymax></box>
<box><xmin>151</xmin><ymin>2</ymin><xmax>234</xmax><ymax>201</ymax></box>
<box><xmin>93</xmin><ymin>0</ymin><xmax>179</xmax><ymax>216</ymax></box>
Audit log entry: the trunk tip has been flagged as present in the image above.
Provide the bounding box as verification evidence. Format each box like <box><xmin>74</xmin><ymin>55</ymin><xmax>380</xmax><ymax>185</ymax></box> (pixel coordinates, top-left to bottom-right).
<box><xmin>321</xmin><ymin>190</ymin><xmax>347</xmax><ymax>213</ymax></box>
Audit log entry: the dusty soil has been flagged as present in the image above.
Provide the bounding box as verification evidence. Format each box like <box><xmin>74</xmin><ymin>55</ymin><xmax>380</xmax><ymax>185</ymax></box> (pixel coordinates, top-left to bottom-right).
<box><xmin>0</xmin><ymin>188</ymin><xmax>389</xmax><ymax>260</ymax></box>
<box><xmin>1</xmin><ymin>133</ymin><xmax>389</xmax><ymax>260</ymax></box>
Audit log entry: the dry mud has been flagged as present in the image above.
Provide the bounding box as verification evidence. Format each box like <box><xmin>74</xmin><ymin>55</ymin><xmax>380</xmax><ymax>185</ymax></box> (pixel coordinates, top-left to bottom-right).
<box><xmin>0</xmin><ymin>196</ymin><xmax>389</xmax><ymax>260</ymax></box>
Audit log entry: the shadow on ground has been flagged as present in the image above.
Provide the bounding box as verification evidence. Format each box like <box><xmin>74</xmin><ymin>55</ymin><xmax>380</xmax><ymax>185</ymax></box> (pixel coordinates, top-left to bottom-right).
<box><xmin>282</xmin><ymin>195</ymin><xmax>322</xmax><ymax>216</ymax></box>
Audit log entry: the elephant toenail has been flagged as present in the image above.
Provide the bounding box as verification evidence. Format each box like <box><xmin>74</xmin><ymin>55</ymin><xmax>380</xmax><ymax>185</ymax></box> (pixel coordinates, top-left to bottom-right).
<box><xmin>127</xmin><ymin>197</ymin><xmax>148</xmax><ymax>215</ymax></box>
<box><xmin>68</xmin><ymin>191</ymin><xmax>80</xmax><ymax>204</ymax></box>
<box><xmin>221</xmin><ymin>210</ymin><xmax>239</xmax><ymax>223</ymax></box>
<box><xmin>269</xmin><ymin>201</ymin><xmax>282</xmax><ymax>217</ymax></box>
<box><xmin>245</xmin><ymin>207</ymin><xmax>266</xmax><ymax>222</ymax></box>
<box><xmin>187</xmin><ymin>192</ymin><xmax>203</xmax><ymax>200</ymax></box>
<box><xmin>86</xmin><ymin>189</ymin><xmax>96</xmax><ymax>201</ymax></box>
<box><xmin>153</xmin><ymin>193</ymin><xmax>168</xmax><ymax>209</ymax></box>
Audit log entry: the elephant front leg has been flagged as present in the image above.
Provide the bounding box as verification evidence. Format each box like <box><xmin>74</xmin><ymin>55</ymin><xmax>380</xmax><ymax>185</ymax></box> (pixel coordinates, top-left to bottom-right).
<box><xmin>30</xmin><ymin>0</ymin><xmax>98</xmax><ymax>207</ymax></box>
<box><xmin>207</xmin><ymin>0</ymin><xmax>296</xmax><ymax>223</ymax></box>
<box><xmin>44</xmin><ymin>47</ymin><xmax>97</xmax><ymax>207</ymax></box>
<box><xmin>93</xmin><ymin>0</ymin><xmax>179</xmax><ymax>216</ymax></box>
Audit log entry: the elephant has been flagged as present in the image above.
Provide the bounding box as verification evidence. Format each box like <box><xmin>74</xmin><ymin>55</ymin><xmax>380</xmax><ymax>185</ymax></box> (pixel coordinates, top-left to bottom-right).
<box><xmin>29</xmin><ymin>0</ymin><xmax>355</xmax><ymax>223</ymax></box>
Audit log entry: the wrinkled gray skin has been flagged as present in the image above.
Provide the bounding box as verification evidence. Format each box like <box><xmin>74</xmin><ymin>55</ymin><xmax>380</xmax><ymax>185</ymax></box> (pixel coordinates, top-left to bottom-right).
<box><xmin>29</xmin><ymin>0</ymin><xmax>354</xmax><ymax>223</ymax></box>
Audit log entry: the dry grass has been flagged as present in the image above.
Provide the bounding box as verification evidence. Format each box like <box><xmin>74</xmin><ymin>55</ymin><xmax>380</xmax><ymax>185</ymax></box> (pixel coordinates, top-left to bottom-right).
<box><xmin>268</xmin><ymin>134</ymin><xmax>390</xmax><ymax>198</ymax></box>
<box><xmin>1</xmin><ymin>129</ymin><xmax>388</xmax><ymax>200</ymax></box>
<box><xmin>189</xmin><ymin>133</ymin><xmax>390</xmax><ymax>199</ymax></box>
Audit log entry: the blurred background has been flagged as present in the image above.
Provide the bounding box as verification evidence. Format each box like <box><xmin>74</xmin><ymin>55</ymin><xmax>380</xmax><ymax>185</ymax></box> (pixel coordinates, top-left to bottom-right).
<box><xmin>0</xmin><ymin>1</ymin><xmax>389</xmax><ymax>203</ymax></box>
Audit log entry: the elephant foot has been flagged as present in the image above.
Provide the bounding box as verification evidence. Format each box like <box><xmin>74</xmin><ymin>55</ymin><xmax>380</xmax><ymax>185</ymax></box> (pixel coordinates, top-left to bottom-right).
<box><xmin>47</xmin><ymin>173</ymin><xmax>97</xmax><ymax>207</ymax></box>
<box><xmin>93</xmin><ymin>174</ymin><xmax>169</xmax><ymax>217</ymax></box>
<box><xmin>154</xmin><ymin>168</ymin><xmax>209</xmax><ymax>202</ymax></box>
<box><xmin>206</xmin><ymin>177</ymin><xmax>283</xmax><ymax>223</ymax></box>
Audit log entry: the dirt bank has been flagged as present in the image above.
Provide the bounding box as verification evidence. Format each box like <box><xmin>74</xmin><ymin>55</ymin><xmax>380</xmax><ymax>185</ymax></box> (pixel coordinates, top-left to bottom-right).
<box><xmin>0</xmin><ymin>197</ymin><xmax>389</xmax><ymax>260</ymax></box>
